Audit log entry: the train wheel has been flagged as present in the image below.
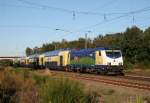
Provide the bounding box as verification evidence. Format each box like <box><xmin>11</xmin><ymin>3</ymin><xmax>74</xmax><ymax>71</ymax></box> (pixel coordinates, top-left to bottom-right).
<box><xmin>97</xmin><ymin>71</ymin><xmax>100</xmax><ymax>74</ymax></box>
<box><xmin>65</xmin><ymin>67</ymin><xmax>68</xmax><ymax>72</ymax></box>
<box><xmin>100</xmin><ymin>71</ymin><xmax>107</xmax><ymax>75</ymax></box>
<box><xmin>120</xmin><ymin>72</ymin><xmax>125</xmax><ymax>76</ymax></box>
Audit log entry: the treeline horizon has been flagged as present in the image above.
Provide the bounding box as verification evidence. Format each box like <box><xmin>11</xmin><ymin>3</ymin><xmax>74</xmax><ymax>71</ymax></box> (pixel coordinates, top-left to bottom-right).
<box><xmin>26</xmin><ymin>26</ymin><xmax>150</xmax><ymax>69</ymax></box>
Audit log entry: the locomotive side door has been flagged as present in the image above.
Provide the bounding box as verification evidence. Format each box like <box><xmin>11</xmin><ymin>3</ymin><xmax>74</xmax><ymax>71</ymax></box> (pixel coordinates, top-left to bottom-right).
<box><xmin>95</xmin><ymin>51</ymin><xmax>103</xmax><ymax>65</ymax></box>
<box><xmin>60</xmin><ymin>56</ymin><xmax>63</xmax><ymax>66</ymax></box>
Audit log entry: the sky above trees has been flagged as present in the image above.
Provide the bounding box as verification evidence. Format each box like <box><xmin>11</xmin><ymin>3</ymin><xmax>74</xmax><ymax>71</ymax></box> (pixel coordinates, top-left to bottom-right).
<box><xmin>0</xmin><ymin>0</ymin><xmax>150</xmax><ymax>56</ymax></box>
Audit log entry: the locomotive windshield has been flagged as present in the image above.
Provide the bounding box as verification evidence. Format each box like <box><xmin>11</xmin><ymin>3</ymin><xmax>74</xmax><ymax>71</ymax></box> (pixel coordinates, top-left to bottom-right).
<box><xmin>106</xmin><ymin>50</ymin><xmax>121</xmax><ymax>58</ymax></box>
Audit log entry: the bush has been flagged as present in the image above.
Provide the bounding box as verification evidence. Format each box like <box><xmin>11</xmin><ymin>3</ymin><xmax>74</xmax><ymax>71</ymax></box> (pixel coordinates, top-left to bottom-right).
<box><xmin>39</xmin><ymin>78</ymin><xmax>100</xmax><ymax>103</ymax></box>
<box><xmin>0</xmin><ymin>60</ymin><xmax>13</xmax><ymax>67</ymax></box>
<box><xmin>83</xmin><ymin>91</ymin><xmax>100</xmax><ymax>103</ymax></box>
<box><xmin>0</xmin><ymin>69</ymin><xmax>100</xmax><ymax>103</ymax></box>
<box><xmin>139</xmin><ymin>60</ymin><xmax>150</xmax><ymax>69</ymax></box>
<box><xmin>123</xmin><ymin>60</ymin><xmax>133</xmax><ymax>70</ymax></box>
<box><xmin>0</xmin><ymin>70</ymin><xmax>38</xmax><ymax>103</ymax></box>
<box><xmin>0</xmin><ymin>66</ymin><xmax>4</xmax><ymax>70</ymax></box>
<box><xmin>39</xmin><ymin>78</ymin><xmax>82</xmax><ymax>103</ymax></box>
<box><xmin>32</xmin><ymin>74</ymin><xmax>49</xmax><ymax>87</ymax></box>
<box><xmin>144</xmin><ymin>96</ymin><xmax>150</xmax><ymax>103</ymax></box>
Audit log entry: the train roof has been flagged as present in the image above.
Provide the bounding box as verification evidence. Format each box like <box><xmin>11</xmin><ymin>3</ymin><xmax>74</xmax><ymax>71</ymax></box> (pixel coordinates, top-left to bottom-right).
<box><xmin>43</xmin><ymin>48</ymin><xmax>70</xmax><ymax>57</ymax></box>
<box><xmin>44</xmin><ymin>50</ymin><xmax>60</xmax><ymax>57</ymax></box>
<box><xmin>70</xmin><ymin>48</ymin><xmax>94</xmax><ymax>57</ymax></box>
<box><xmin>70</xmin><ymin>47</ymin><xmax>120</xmax><ymax>57</ymax></box>
<box><xmin>26</xmin><ymin>47</ymin><xmax>120</xmax><ymax>58</ymax></box>
<box><xmin>28</xmin><ymin>54</ymin><xmax>40</xmax><ymax>58</ymax></box>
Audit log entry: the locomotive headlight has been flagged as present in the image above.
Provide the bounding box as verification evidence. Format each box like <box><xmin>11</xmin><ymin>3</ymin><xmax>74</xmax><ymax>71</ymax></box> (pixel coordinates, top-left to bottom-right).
<box><xmin>119</xmin><ymin>62</ymin><xmax>123</xmax><ymax>65</ymax></box>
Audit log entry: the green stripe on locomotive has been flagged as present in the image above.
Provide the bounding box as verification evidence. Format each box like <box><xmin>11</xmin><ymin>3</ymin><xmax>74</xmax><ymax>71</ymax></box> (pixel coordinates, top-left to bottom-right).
<box><xmin>70</xmin><ymin>57</ymin><xmax>95</xmax><ymax>65</ymax></box>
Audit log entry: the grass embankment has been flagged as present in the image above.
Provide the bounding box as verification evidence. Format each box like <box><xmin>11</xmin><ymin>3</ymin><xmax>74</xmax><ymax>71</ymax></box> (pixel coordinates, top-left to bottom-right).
<box><xmin>124</xmin><ymin>63</ymin><xmax>150</xmax><ymax>76</ymax></box>
<box><xmin>0</xmin><ymin>67</ymin><xmax>100</xmax><ymax>103</ymax></box>
<box><xmin>83</xmin><ymin>80</ymin><xmax>150</xmax><ymax>103</ymax></box>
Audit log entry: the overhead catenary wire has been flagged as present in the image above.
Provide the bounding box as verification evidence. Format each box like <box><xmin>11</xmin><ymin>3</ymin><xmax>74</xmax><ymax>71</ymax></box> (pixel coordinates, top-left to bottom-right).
<box><xmin>17</xmin><ymin>0</ymin><xmax>73</xmax><ymax>13</ymax></box>
<box><xmin>0</xmin><ymin>3</ymin><xmax>126</xmax><ymax>16</ymax></box>
<box><xmin>55</xmin><ymin>6</ymin><xmax>150</xmax><ymax>40</ymax></box>
<box><xmin>1</xmin><ymin>1</ymin><xmax>150</xmax><ymax>40</ymax></box>
<box><xmin>15</xmin><ymin>0</ymin><xmax>150</xmax><ymax>24</ymax></box>
<box><xmin>15</xmin><ymin>0</ymin><xmax>132</xmax><ymax>16</ymax></box>
<box><xmin>1</xmin><ymin>5</ymin><xmax>150</xmax><ymax>31</ymax></box>
<box><xmin>2</xmin><ymin>0</ymin><xmax>149</xmax><ymax>19</ymax></box>
<box><xmin>2</xmin><ymin>0</ymin><xmax>148</xmax><ymax>17</ymax></box>
<box><xmin>71</xmin><ymin>6</ymin><xmax>150</xmax><ymax>33</ymax></box>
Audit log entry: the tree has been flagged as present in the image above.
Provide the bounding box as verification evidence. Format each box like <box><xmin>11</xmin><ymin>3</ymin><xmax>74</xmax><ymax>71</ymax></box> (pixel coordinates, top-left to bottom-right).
<box><xmin>93</xmin><ymin>33</ymin><xmax>122</xmax><ymax>48</ymax></box>
<box><xmin>121</xmin><ymin>26</ymin><xmax>143</xmax><ymax>63</ymax></box>
<box><xmin>141</xmin><ymin>27</ymin><xmax>150</xmax><ymax>61</ymax></box>
<box><xmin>33</xmin><ymin>46</ymin><xmax>40</xmax><ymax>54</ymax></box>
<box><xmin>25</xmin><ymin>47</ymin><xmax>33</xmax><ymax>56</ymax></box>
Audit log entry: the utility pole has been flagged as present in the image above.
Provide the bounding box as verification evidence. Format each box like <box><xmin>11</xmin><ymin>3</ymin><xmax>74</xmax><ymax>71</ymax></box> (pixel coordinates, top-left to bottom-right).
<box><xmin>85</xmin><ymin>33</ymin><xmax>88</xmax><ymax>49</ymax></box>
<box><xmin>54</xmin><ymin>44</ymin><xmax>57</xmax><ymax>50</ymax></box>
<box><xmin>85</xmin><ymin>31</ymin><xmax>91</xmax><ymax>49</ymax></box>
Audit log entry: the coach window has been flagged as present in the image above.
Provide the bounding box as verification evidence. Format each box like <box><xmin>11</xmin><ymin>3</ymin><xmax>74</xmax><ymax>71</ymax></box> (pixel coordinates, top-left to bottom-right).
<box><xmin>99</xmin><ymin>51</ymin><xmax>101</xmax><ymax>56</ymax></box>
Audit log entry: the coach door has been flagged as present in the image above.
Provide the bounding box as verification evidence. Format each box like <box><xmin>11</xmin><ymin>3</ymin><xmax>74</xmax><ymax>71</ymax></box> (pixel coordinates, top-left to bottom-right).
<box><xmin>41</xmin><ymin>57</ymin><xmax>43</xmax><ymax>65</ymax></box>
<box><xmin>60</xmin><ymin>56</ymin><xmax>63</xmax><ymax>66</ymax></box>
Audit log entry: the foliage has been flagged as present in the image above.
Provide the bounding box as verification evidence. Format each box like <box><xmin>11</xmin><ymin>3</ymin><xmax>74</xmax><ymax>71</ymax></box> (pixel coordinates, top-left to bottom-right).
<box><xmin>39</xmin><ymin>77</ymin><xmax>100</xmax><ymax>103</ymax></box>
<box><xmin>144</xmin><ymin>96</ymin><xmax>150</xmax><ymax>103</ymax></box>
<box><xmin>0</xmin><ymin>60</ymin><xmax>13</xmax><ymax>69</ymax></box>
<box><xmin>121</xmin><ymin>26</ymin><xmax>143</xmax><ymax>64</ymax></box>
<box><xmin>40</xmin><ymin>78</ymin><xmax>82</xmax><ymax>103</ymax></box>
<box><xmin>0</xmin><ymin>69</ymin><xmax>100</xmax><ymax>103</ymax></box>
<box><xmin>25</xmin><ymin>47</ymin><xmax>33</xmax><ymax>56</ymax></box>
<box><xmin>32</xmin><ymin>74</ymin><xmax>49</xmax><ymax>87</ymax></box>
<box><xmin>0</xmin><ymin>69</ymin><xmax>38</xmax><ymax>103</ymax></box>
<box><xmin>123</xmin><ymin>59</ymin><xmax>133</xmax><ymax>70</ymax></box>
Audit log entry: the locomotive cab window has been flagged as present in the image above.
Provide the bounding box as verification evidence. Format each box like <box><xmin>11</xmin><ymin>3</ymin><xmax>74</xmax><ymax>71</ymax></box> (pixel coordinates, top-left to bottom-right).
<box><xmin>106</xmin><ymin>50</ymin><xmax>121</xmax><ymax>58</ymax></box>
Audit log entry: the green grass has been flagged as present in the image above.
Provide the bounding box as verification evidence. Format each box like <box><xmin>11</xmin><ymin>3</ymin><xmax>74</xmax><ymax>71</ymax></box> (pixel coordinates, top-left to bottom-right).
<box><xmin>34</xmin><ymin>74</ymin><xmax>99</xmax><ymax>103</ymax></box>
<box><xmin>40</xmin><ymin>78</ymin><xmax>83</xmax><ymax>103</ymax></box>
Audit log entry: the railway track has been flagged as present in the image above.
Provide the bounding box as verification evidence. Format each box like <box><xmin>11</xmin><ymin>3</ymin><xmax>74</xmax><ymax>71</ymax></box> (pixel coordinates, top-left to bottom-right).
<box><xmin>75</xmin><ymin>75</ymin><xmax>150</xmax><ymax>91</ymax></box>
<box><xmin>50</xmin><ymin>70</ymin><xmax>150</xmax><ymax>91</ymax></box>
<box><xmin>123</xmin><ymin>75</ymin><xmax>150</xmax><ymax>82</ymax></box>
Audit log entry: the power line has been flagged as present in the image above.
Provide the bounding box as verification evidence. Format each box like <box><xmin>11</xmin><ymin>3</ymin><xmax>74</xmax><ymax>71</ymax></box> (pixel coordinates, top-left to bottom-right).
<box><xmin>1</xmin><ymin>1</ymin><xmax>150</xmax><ymax>40</ymax></box>
<box><xmin>17</xmin><ymin>0</ymin><xmax>73</xmax><ymax>13</ymax></box>
<box><xmin>15</xmin><ymin>0</ymin><xmax>128</xmax><ymax>16</ymax></box>
<box><xmin>15</xmin><ymin>0</ymin><xmax>150</xmax><ymax>23</ymax></box>
<box><xmin>0</xmin><ymin>5</ymin><xmax>150</xmax><ymax>31</ymax></box>
<box><xmin>72</xmin><ymin>6</ymin><xmax>150</xmax><ymax>33</ymax></box>
<box><xmin>2</xmin><ymin>0</ymin><xmax>146</xmax><ymax>17</ymax></box>
<box><xmin>0</xmin><ymin>3</ymin><xmax>127</xmax><ymax>16</ymax></box>
<box><xmin>54</xmin><ymin>6</ymin><xmax>150</xmax><ymax>39</ymax></box>
<box><xmin>1</xmin><ymin>0</ymin><xmax>149</xmax><ymax>17</ymax></box>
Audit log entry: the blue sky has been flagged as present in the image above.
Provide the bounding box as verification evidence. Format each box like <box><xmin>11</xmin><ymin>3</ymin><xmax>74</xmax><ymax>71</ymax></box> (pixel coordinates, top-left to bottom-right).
<box><xmin>0</xmin><ymin>0</ymin><xmax>150</xmax><ymax>56</ymax></box>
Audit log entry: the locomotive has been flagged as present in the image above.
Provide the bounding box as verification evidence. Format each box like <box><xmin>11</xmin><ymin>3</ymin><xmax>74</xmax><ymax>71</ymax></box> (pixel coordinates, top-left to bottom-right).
<box><xmin>13</xmin><ymin>47</ymin><xmax>124</xmax><ymax>75</ymax></box>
